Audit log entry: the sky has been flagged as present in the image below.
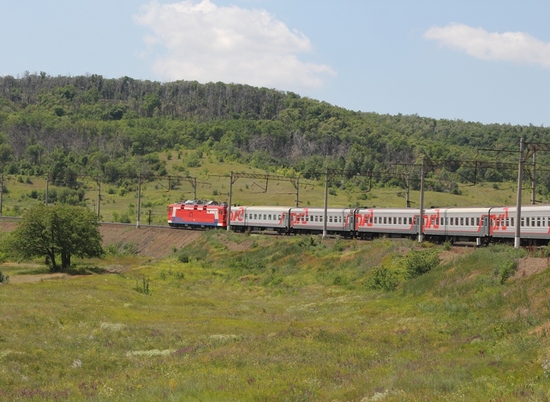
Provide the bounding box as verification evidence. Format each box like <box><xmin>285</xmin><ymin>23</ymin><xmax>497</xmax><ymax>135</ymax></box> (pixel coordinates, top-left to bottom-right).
<box><xmin>2</xmin><ymin>0</ymin><xmax>550</xmax><ymax>126</ymax></box>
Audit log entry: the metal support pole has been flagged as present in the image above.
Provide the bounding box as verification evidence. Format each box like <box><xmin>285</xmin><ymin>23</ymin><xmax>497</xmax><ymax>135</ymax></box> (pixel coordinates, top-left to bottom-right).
<box><xmin>227</xmin><ymin>171</ymin><xmax>233</xmax><ymax>231</ymax></box>
<box><xmin>406</xmin><ymin>173</ymin><xmax>411</xmax><ymax>208</ymax></box>
<box><xmin>531</xmin><ymin>149</ymin><xmax>536</xmax><ymax>205</ymax></box>
<box><xmin>45</xmin><ymin>175</ymin><xmax>49</xmax><ymax>206</ymax></box>
<box><xmin>0</xmin><ymin>174</ymin><xmax>3</xmax><ymax>216</ymax></box>
<box><xmin>136</xmin><ymin>173</ymin><xmax>142</xmax><ymax>228</ymax></box>
<box><xmin>97</xmin><ymin>176</ymin><xmax>101</xmax><ymax>219</ymax></box>
<box><xmin>515</xmin><ymin>138</ymin><xmax>525</xmax><ymax>248</ymax></box>
<box><xmin>323</xmin><ymin>166</ymin><xmax>329</xmax><ymax>239</ymax></box>
<box><xmin>418</xmin><ymin>157</ymin><xmax>425</xmax><ymax>243</ymax></box>
<box><xmin>295</xmin><ymin>177</ymin><xmax>300</xmax><ymax>207</ymax></box>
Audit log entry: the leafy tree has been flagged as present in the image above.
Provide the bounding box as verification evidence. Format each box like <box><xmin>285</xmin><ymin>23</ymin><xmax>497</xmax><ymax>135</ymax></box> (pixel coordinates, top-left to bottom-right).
<box><xmin>5</xmin><ymin>204</ymin><xmax>103</xmax><ymax>272</ymax></box>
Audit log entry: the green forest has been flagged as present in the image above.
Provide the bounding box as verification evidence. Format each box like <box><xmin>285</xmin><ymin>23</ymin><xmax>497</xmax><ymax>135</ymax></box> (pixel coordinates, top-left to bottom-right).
<box><xmin>0</xmin><ymin>72</ymin><xmax>549</xmax><ymax>196</ymax></box>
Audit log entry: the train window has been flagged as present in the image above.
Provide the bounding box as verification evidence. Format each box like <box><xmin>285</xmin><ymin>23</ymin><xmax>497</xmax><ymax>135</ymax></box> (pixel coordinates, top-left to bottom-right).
<box><xmin>398</xmin><ymin>217</ymin><xmax>402</xmax><ymax>224</ymax></box>
<box><xmin>476</xmin><ymin>218</ymin><xmax>480</xmax><ymax>226</ymax></box>
<box><xmin>320</xmin><ymin>216</ymin><xmax>323</xmax><ymax>222</ymax></box>
<box><xmin>459</xmin><ymin>218</ymin><xmax>463</xmax><ymax>226</ymax></box>
<box><xmin>538</xmin><ymin>218</ymin><xmax>541</xmax><ymax>227</ymax></box>
<box><xmin>521</xmin><ymin>218</ymin><xmax>524</xmax><ymax>227</ymax></box>
<box><xmin>526</xmin><ymin>218</ymin><xmax>530</xmax><ymax>227</ymax></box>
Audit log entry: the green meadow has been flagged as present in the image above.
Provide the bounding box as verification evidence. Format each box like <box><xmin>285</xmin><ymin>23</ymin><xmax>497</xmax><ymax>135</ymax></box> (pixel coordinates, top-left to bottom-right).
<box><xmin>0</xmin><ymin>150</ymin><xmax>543</xmax><ymax>226</ymax></box>
<box><xmin>1</xmin><ymin>230</ymin><xmax>550</xmax><ymax>401</ymax></box>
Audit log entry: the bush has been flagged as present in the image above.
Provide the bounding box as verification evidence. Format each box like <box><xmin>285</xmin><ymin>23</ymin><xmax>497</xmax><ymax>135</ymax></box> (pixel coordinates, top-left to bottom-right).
<box><xmin>0</xmin><ymin>271</ymin><xmax>9</xmax><ymax>284</ymax></box>
<box><xmin>368</xmin><ymin>266</ymin><xmax>399</xmax><ymax>291</ymax></box>
<box><xmin>495</xmin><ymin>260</ymin><xmax>517</xmax><ymax>284</ymax></box>
<box><xmin>403</xmin><ymin>250</ymin><xmax>440</xmax><ymax>279</ymax></box>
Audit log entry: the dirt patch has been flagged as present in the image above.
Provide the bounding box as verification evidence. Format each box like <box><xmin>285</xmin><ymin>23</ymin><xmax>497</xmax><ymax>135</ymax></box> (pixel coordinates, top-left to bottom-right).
<box><xmin>514</xmin><ymin>257</ymin><xmax>549</xmax><ymax>279</ymax></box>
<box><xmin>438</xmin><ymin>247</ymin><xmax>475</xmax><ymax>265</ymax></box>
<box><xmin>8</xmin><ymin>273</ymin><xmax>68</xmax><ymax>284</ymax></box>
<box><xmin>99</xmin><ymin>224</ymin><xmax>202</xmax><ymax>259</ymax></box>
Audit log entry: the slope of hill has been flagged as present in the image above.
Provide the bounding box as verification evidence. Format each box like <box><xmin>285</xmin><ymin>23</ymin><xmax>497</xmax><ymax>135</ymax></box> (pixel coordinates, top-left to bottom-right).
<box><xmin>1</xmin><ymin>231</ymin><xmax>550</xmax><ymax>400</ymax></box>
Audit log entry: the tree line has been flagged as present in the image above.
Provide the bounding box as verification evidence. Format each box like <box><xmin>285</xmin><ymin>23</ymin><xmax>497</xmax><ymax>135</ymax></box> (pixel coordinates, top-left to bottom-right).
<box><xmin>1</xmin><ymin>72</ymin><xmax>549</xmax><ymax>192</ymax></box>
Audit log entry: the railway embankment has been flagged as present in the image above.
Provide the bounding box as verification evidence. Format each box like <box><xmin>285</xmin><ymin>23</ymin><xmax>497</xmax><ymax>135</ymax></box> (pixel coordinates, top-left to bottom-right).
<box><xmin>0</xmin><ymin>221</ymin><xmax>201</xmax><ymax>259</ymax></box>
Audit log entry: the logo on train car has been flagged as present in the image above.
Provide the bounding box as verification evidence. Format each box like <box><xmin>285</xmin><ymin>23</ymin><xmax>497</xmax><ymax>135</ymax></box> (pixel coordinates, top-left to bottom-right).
<box><xmin>290</xmin><ymin>209</ymin><xmax>309</xmax><ymax>225</ymax></box>
<box><xmin>230</xmin><ymin>207</ymin><xmax>245</xmax><ymax>221</ymax></box>
<box><xmin>355</xmin><ymin>209</ymin><xmax>374</xmax><ymax>227</ymax></box>
<box><xmin>490</xmin><ymin>208</ymin><xmax>509</xmax><ymax>233</ymax></box>
<box><xmin>423</xmin><ymin>209</ymin><xmax>440</xmax><ymax>229</ymax></box>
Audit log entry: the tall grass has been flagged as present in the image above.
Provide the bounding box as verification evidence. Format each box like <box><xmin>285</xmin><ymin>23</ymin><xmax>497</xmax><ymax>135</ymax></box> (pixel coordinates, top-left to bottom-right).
<box><xmin>1</xmin><ymin>233</ymin><xmax>549</xmax><ymax>400</ymax></box>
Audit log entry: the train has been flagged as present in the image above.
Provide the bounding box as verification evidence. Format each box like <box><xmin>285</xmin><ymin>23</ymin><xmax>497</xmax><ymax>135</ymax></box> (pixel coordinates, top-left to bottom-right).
<box><xmin>167</xmin><ymin>200</ymin><xmax>550</xmax><ymax>245</ymax></box>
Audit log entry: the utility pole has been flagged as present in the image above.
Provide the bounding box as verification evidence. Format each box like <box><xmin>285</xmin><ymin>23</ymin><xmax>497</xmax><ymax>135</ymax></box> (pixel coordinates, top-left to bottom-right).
<box><xmin>418</xmin><ymin>156</ymin><xmax>425</xmax><ymax>243</ymax></box>
<box><xmin>323</xmin><ymin>166</ymin><xmax>329</xmax><ymax>239</ymax></box>
<box><xmin>531</xmin><ymin>149</ymin><xmax>537</xmax><ymax>205</ymax></box>
<box><xmin>97</xmin><ymin>176</ymin><xmax>101</xmax><ymax>219</ymax></box>
<box><xmin>0</xmin><ymin>174</ymin><xmax>3</xmax><ymax>216</ymax></box>
<box><xmin>227</xmin><ymin>171</ymin><xmax>233</xmax><ymax>231</ymax></box>
<box><xmin>45</xmin><ymin>175</ymin><xmax>49</xmax><ymax>206</ymax></box>
<box><xmin>295</xmin><ymin>177</ymin><xmax>300</xmax><ymax>207</ymax></box>
<box><xmin>136</xmin><ymin>173</ymin><xmax>142</xmax><ymax>228</ymax></box>
<box><xmin>515</xmin><ymin>138</ymin><xmax>525</xmax><ymax>248</ymax></box>
<box><xmin>406</xmin><ymin>173</ymin><xmax>411</xmax><ymax>208</ymax></box>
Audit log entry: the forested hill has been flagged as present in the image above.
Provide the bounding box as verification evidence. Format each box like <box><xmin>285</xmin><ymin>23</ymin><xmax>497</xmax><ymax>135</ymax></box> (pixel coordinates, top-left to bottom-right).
<box><xmin>0</xmin><ymin>73</ymin><xmax>548</xmax><ymax>187</ymax></box>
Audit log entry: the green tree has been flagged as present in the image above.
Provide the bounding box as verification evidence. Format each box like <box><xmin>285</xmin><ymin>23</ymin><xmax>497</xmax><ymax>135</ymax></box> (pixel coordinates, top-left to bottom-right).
<box><xmin>5</xmin><ymin>204</ymin><xmax>103</xmax><ymax>272</ymax></box>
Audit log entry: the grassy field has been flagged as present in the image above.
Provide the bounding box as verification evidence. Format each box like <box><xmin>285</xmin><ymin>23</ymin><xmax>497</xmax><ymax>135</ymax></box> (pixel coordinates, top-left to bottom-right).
<box><xmin>1</xmin><ymin>231</ymin><xmax>550</xmax><ymax>401</ymax></box>
<box><xmin>0</xmin><ymin>150</ymin><xmax>544</xmax><ymax>225</ymax></box>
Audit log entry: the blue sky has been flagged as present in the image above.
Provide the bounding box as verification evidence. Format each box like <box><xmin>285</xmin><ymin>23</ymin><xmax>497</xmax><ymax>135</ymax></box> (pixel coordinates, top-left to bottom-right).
<box><xmin>2</xmin><ymin>0</ymin><xmax>550</xmax><ymax>126</ymax></box>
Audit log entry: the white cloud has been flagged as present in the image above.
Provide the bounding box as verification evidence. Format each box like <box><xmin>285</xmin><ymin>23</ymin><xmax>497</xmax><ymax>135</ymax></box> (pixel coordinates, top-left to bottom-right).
<box><xmin>424</xmin><ymin>23</ymin><xmax>550</xmax><ymax>68</ymax></box>
<box><xmin>134</xmin><ymin>0</ymin><xmax>335</xmax><ymax>89</ymax></box>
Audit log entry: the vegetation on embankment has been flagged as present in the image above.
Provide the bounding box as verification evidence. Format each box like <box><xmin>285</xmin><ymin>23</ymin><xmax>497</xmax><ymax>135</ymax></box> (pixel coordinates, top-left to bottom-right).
<box><xmin>1</xmin><ymin>230</ymin><xmax>550</xmax><ymax>401</ymax></box>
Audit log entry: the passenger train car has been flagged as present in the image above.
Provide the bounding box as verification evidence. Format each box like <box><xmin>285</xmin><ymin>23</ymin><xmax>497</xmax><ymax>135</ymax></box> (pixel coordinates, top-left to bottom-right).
<box><xmin>167</xmin><ymin>200</ymin><xmax>550</xmax><ymax>245</ymax></box>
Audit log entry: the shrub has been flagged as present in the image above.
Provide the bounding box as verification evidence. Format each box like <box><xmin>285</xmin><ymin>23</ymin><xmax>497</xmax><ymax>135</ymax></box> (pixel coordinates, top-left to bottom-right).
<box><xmin>368</xmin><ymin>266</ymin><xmax>399</xmax><ymax>291</ymax></box>
<box><xmin>403</xmin><ymin>250</ymin><xmax>440</xmax><ymax>279</ymax></box>
<box><xmin>0</xmin><ymin>271</ymin><xmax>9</xmax><ymax>284</ymax></box>
<box><xmin>495</xmin><ymin>260</ymin><xmax>517</xmax><ymax>284</ymax></box>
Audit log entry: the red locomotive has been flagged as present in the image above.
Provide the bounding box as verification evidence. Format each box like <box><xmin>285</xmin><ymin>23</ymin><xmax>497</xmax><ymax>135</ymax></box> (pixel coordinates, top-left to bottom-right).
<box><xmin>168</xmin><ymin>200</ymin><xmax>228</xmax><ymax>229</ymax></box>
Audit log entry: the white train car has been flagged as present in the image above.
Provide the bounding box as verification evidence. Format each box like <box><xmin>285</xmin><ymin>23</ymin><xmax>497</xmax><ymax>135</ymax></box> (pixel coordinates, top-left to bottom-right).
<box><xmin>423</xmin><ymin>207</ymin><xmax>491</xmax><ymax>242</ymax></box>
<box><xmin>288</xmin><ymin>207</ymin><xmax>355</xmax><ymax>235</ymax></box>
<box><xmin>490</xmin><ymin>205</ymin><xmax>550</xmax><ymax>242</ymax></box>
<box><xmin>229</xmin><ymin>206</ymin><xmax>291</xmax><ymax>232</ymax></box>
<box><xmin>355</xmin><ymin>208</ymin><xmax>418</xmax><ymax>238</ymax></box>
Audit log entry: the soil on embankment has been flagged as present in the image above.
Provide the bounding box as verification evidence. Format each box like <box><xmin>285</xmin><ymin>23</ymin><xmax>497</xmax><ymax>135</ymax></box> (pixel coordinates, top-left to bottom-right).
<box><xmin>0</xmin><ymin>222</ymin><xmax>201</xmax><ymax>259</ymax></box>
